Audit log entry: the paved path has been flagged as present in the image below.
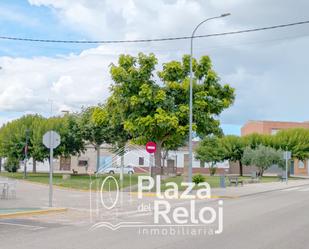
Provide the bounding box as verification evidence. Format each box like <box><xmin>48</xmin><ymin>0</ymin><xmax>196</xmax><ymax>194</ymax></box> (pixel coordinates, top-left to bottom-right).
<box><xmin>1</xmin><ymin>176</ymin><xmax>309</xmax><ymax>209</ymax></box>
<box><xmin>1</xmin><ymin>180</ymin><xmax>309</xmax><ymax>249</ymax></box>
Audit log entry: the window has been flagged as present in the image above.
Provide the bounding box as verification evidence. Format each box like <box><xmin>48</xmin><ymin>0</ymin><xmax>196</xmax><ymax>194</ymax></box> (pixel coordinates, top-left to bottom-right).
<box><xmin>271</xmin><ymin>128</ymin><xmax>280</xmax><ymax>135</ymax></box>
<box><xmin>138</xmin><ymin>157</ymin><xmax>144</xmax><ymax>166</ymax></box>
<box><xmin>298</xmin><ymin>160</ymin><xmax>305</xmax><ymax>169</ymax></box>
<box><xmin>78</xmin><ymin>160</ymin><xmax>88</xmax><ymax>167</ymax></box>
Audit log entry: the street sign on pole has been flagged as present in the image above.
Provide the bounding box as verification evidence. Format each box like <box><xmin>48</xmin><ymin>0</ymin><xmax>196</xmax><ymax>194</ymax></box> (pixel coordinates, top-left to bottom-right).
<box><xmin>43</xmin><ymin>131</ymin><xmax>60</xmax><ymax>149</ymax></box>
<box><xmin>43</xmin><ymin>130</ymin><xmax>61</xmax><ymax>207</ymax></box>
<box><xmin>146</xmin><ymin>142</ymin><xmax>156</xmax><ymax>177</ymax></box>
<box><xmin>283</xmin><ymin>151</ymin><xmax>291</xmax><ymax>160</ymax></box>
<box><xmin>146</xmin><ymin>141</ymin><xmax>156</xmax><ymax>154</ymax></box>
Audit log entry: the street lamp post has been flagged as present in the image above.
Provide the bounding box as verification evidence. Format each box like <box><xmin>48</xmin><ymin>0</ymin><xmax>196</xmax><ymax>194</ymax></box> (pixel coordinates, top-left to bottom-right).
<box><xmin>188</xmin><ymin>13</ymin><xmax>231</xmax><ymax>183</ymax></box>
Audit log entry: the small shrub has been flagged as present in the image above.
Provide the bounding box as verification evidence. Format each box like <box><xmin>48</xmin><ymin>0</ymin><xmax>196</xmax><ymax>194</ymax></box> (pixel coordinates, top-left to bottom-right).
<box><xmin>4</xmin><ymin>157</ymin><xmax>20</xmax><ymax>172</ymax></box>
<box><xmin>192</xmin><ymin>174</ymin><xmax>205</xmax><ymax>185</ymax></box>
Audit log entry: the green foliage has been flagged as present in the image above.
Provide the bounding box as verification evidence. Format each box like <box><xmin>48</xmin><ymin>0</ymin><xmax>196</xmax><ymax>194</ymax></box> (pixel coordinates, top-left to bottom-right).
<box><xmin>197</xmin><ymin>129</ymin><xmax>309</xmax><ymax>176</ymax></box>
<box><xmin>242</xmin><ymin>145</ymin><xmax>284</xmax><ymax>176</ymax></box>
<box><xmin>108</xmin><ymin>53</ymin><xmax>235</xmax><ymax>168</ymax></box>
<box><xmin>243</xmin><ymin>133</ymin><xmax>273</xmax><ymax>149</ymax></box>
<box><xmin>192</xmin><ymin>174</ymin><xmax>205</xmax><ymax>185</ymax></box>
<box><xmin>0</xmin><ymin>114</ymin><xmax>84</xmax><ymax>173</ymax></box>
<box><xmin>0</xmin><ymin>114</ymin><xmax>46</xmax><ymax>162</ymax></box>
<box><xmin>272</xmin><ymin>128</ymin><xmax>309</xmax><ymax>160</ymax></box>
<box><xmin>78</xmin><ymin>106</ymin><xmax>112</xmax><ymax>147</ymax></box>
<box><xmin>4</xmin><ymin>157</ymin><xmax>20</xmax><ymax>172</ymax></box>
<box><xmin>195</xmin><ymin>136</ymin><xmax>223</xmax><ymax>164</ymax></box>
<box><xmin>219</xmin><ymin>135</ymin><xmax>245</xmax><ymax>161</ymax></box>
<box><xmin>49</xmin><ymin>114</ymin><xmax>85</xmax><ymax>157</ymax></box>
<box><xmin>196</xmin><ymin>135</ymin><xmax>246</xmax><ymax>175</ymax></box>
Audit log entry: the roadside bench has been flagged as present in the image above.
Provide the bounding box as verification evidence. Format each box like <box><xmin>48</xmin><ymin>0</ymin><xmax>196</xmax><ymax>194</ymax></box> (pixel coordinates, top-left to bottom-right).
<box><xmin>228</xmin><ymin>176</ymin><xmax>244</xmax><ymax>186</ymax></box>
<box><xmin>278</xmin><ymin>173</ymin><xmax>287</xmax><ymax>182</ymax></box>
<box><xmin>249</xmin><ymin>171</ymin><xmax>260</xmax><ymax>183</ymax></box>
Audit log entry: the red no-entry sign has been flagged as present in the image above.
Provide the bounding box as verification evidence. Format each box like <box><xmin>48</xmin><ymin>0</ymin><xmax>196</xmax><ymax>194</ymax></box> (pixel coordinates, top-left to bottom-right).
<box><xmin>146</xmin><ymin>141</ymin><xmax>156</xmax><ymax>154</ymax></box>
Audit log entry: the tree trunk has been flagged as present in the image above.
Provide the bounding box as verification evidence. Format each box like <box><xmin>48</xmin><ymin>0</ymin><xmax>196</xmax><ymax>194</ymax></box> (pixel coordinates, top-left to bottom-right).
<box><xmin>0</xmin><ymin>157</ymin><xmax>2</xmax><ymax>172</ymax></box>
<box><xmin>239</xmin><ymin>160</ymin><xmax>243</xmax><ymax>176</ymax></box>
<box><xmin>153</xmin><ymin>141</ymin><xmax>162</xmax><ymax>176</ymax></box>
<box><xmin>260</xmin><ymin>168</ymin><xmax>264</xmax><ymax>177</ymax></box>
<box><xmin>96</xmin><ymin>145</ymin><xmax>100</xmax><ymax>172</ymax></box>
<box><xmin>120</xmin><ymin>151</ymin><xmax>124</xmax><ymax>182</ymax></box>
<box><xmin>33</xmin><ymin>159</ymin><xmax>37</xmax><ymax>173</ymax></box>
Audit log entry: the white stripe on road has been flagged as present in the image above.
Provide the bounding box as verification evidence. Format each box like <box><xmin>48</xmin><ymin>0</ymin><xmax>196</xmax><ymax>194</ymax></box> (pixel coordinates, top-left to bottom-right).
<box><xmin>281</xmin><ymin>187</ymin><xmax>303</xmax><ymax>191</ymax></box>
<box><xmin>298</xmin><ymin>187</ymin><xmax>309</xmax><ymax>192</ymax></box>
<box><xmin>0</xmin><ymin>221</ymin><xmax>45</xmax><ymax>231</ymax></box>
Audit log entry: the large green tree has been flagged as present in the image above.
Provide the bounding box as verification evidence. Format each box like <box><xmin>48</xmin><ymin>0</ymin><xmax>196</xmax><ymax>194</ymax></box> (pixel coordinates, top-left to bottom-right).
<box><xmin>93</xmin><ymin>99</ymin><xmax>132</xmax><ymax>180</ymax></box>
<box><xmin>219</xmin><ymin>135</ymin><xmax>246</xmax><ymax>176</ymax></box>
<box><xmin>108</xmin><ymin>53</ymin><xmax>235</xmax><ymax>177</ymax></box>
<box><xmin>242</xmin><ymin>145</ymin><xmax>284</xmax><ymax>176</ymax></box>
<box><xmin>195</xmin><ymin>136</ymin><xmax>224</xmax><ymax>175</ymax></box>
<box><xmin>0</xmin><ymin>114</ymin><xmax>45</xmax><ymax>174</ymax></box>
<box><xmin>272</xmin><ymin>128</ymin><xmax>309</xmax><ymax>160</ymax></box>
<box><xmin>0</xmin><ymin>114</ymin><xmax>84</xmax><ymax>174</ymax></box>
<box><xmin>79</xmin><ymin>106</ymin><xmax>112</xmax><ymax>172</ymax></box>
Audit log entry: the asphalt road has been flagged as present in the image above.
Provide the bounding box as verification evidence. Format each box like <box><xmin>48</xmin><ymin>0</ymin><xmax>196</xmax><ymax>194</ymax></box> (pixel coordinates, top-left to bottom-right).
<box><xmin>2</xmin><ymin>185</ymin><xmax>309</xmax><ymax>249</ymax></box>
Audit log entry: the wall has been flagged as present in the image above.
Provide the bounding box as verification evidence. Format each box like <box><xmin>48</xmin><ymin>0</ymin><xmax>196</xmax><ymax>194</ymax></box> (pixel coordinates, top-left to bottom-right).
<box><xmin>293</xmin><ymin>159</ymin><xmax>308</xmax><ymax>176</ymax></box>
<box><xmin>241</xmin><ymin>120</ymin><xmax>309</xmax><ymax>136</ymax></box>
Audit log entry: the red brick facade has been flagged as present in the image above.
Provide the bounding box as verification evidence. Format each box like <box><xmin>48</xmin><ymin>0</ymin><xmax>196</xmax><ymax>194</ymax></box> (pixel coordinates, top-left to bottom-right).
<box><xmin>241</xmin><ymin>120</ymin><xmax>309</xmax><ymax>136</ymax></box>
<box><xmin>241</xmin><ymin>120</ymin><xmax>309</xmax><ymax>176</ymax></box>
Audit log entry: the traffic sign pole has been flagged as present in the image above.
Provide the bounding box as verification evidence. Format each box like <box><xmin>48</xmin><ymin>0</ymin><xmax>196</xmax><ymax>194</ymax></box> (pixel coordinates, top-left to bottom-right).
<box><xmin>285</xmin><ymin>155</ymin><xmax>288</xmax><ymax>185</ymax></box>
<box><xmin>283</xmin><ymin>151</ymin><xmax>291</xmax><ymax>185</ymax></box>
<box><xmin>43</xmin><ymin>130</ymin><xmax>61</xmax><ymax>208</ymax></box>
<box><xmin>146</xmin><ymin>142</ymin><xmax>156</xmax><ymax>177</ymax></box>
<box><xmin>49</xmin><ymin>132</ymin><xmax>54</xmax><ymax>207</ymax></box>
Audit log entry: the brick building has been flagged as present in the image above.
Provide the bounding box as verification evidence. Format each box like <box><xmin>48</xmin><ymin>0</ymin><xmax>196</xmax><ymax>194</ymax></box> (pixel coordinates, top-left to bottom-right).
<box><xmin>240</xmin><ymin>120</ymin><xmax>309</xmax><ymax>176</ymax></box>
<box><xmin>241</xmin><ymin>120</ymin><xmax>309</xmax><ymax>136</ymax></box>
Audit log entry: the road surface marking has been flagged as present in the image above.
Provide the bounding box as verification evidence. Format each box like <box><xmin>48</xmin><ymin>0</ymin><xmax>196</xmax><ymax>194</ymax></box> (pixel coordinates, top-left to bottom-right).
<box><xmin>281</xmin><ymin>187</ymin><xmax>303</xmax><ymax>191</ymax></box>
<box><xmin>298</xmin><ymin>187</ymin><xmax>309</xmax><ymax>192</ymax></box>
<box><xmin>0</xmin><ymin>221</ymin><xmax>45</xmax><ymax>230</ymax></box>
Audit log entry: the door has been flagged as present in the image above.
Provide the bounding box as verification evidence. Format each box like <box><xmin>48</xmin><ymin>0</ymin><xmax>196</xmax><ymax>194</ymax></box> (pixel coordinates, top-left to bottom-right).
<box><xmin>290</xmin><ymin>160</ymin><xmax>294</xmax><ymax>175</ymax></box>
<box><xmin>60</xmin><ymin>156</ymin><xmax>71</xmax><ymax>171</ymax></box>
<box><xmin>167</xmin><ymin>159</ymin><xmax>175</xmax><ymax>174</ymax></box>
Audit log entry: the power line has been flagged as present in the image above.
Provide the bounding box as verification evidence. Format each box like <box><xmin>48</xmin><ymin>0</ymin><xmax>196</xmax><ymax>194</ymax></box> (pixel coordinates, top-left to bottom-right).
<box><xmin>0</xmin><ymin>20</ymin><xmax>308</xmax><ymax>44</ymax></box>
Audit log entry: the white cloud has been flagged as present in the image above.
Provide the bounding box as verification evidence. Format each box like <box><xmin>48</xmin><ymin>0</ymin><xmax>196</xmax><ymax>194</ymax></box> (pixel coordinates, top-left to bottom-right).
<box><xmin>0</xmin><ymin>51</ymin><xmax>113</xmax><ymax>114</ymax></box>
<box><xmin>0</xmin><ymin>0</ymin><xmax>308</xmax><ymax>129</ymax></box>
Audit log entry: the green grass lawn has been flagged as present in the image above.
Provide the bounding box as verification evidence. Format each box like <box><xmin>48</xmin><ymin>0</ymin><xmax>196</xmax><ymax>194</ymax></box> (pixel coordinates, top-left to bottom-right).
<box><xmin>0</xmin><ymin>172</ymin><xmax>298</xmax><ymax>191</ymax></box>
<box><xmin>0</xmin><ymin>172</ymin><xmax>139</xmax><ymax>191</ymax></box>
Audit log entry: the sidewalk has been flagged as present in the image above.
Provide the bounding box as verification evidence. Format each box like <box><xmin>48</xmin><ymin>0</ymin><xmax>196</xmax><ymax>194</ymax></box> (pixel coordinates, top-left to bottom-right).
<box><xmin>210</xmin><ymin>179</ymin><xmax>309</xmax><ymax>198</ymax></box>
<box><xmin>1</xmin><ymin>176</ymin><xmax>309</xmax><ymax>211</ymax></box>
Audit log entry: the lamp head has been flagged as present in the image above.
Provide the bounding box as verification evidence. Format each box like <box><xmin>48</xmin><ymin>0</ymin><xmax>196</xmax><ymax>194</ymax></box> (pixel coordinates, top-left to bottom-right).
<box><xmin>221</xmin><ymin>13</ymin><xmax>231</xmax><ymax>17</ymax></box>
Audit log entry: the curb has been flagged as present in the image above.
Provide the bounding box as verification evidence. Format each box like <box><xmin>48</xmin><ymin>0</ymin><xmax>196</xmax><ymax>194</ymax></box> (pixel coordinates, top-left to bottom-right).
<box><xmin>238</xmin><ymin>183</ymin><xmax>309</xmax><ymax>198</ymax></box>
<box><xmin>0</xmin><ymin>208</ymin><xmax>68</xmax><ymax>219</ymax></box>
<box><xmin>221</xmin><ymin>182</ymin><xmax>309</xmax><ymax>200</ymax></box>
<box><xmin>129</xmin><ymin>192</ymin><xmax>239</xmax><ymax>199</ymax></box>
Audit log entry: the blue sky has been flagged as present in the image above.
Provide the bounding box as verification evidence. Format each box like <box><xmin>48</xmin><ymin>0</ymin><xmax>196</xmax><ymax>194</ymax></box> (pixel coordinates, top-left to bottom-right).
<box><xmin>0</xmin><ymin>1</ymin><xmax>94</xmax><ymax>57</ymax></box>
<box><xmin>1</xmin><ymin>0</ymin><xmax>309</xmax><ymax>136</ymax></box>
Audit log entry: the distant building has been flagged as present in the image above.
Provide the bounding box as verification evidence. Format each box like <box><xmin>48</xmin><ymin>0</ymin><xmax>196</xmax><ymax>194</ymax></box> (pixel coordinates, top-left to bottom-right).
<box><xmin>54</xmin><ymin>143</ymin><xmax>229</xmax><ymax>175</ymax></box>
<box><xmin>240</xmin><ymin>120</ymin><xmax>309</xmax><ymax>176</ymax></box>
<box><xmin>241</xmin><ymin>120</ymin><xmax>309</xmax><ymax>136</ymax></box>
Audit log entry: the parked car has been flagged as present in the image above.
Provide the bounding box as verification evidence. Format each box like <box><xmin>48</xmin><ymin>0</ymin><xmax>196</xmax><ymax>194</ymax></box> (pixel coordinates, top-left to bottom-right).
<box><xmin>101</xmin><ymin>165</ymin><xmax>135</xmax><ymax>175</ymax></box>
